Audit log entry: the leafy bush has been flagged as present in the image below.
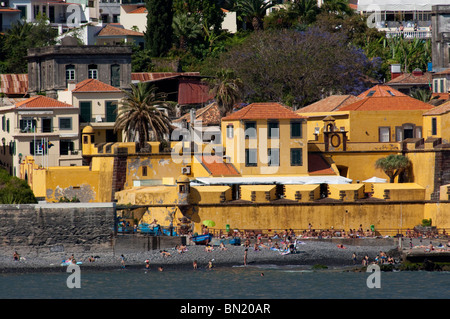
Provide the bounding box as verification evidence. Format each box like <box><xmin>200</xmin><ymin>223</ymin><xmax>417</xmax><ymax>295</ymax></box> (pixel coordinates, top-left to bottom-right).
<box><xmin>0</xmin><ymin>168</ymin><xmax>37</xmax><ymax>204</ymax></box>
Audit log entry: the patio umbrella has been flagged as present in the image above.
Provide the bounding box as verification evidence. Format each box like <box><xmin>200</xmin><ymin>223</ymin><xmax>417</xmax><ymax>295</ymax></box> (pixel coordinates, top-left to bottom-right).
<box><xmin>202</xmin><ymin>220</ymin><xmax>216</xmax><ymax>227</ymax></box>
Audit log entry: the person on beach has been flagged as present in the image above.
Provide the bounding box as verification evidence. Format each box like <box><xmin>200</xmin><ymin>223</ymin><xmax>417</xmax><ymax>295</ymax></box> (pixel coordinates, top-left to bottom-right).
<box><xmin>13</xmin><ymin>251</ymin><xmax>20</xmax><ymax>261</ymax></box>
<box><xmin>120</xmin><ymin>254</ymin><xmax>126</xmax><ymax>268</ymax></box>
<box><xmin>208</xmin><ymin>259</ymin><xmax>214</xmax><ymax>270</ymax></box>
<box><xmin>193</xmin><ymin>260</ymin><xmax>198</xmax><ymax>270</ymax></box>
<box><xmin>244</xmin><ymin>248</ymin><xmax>248</xmax><ymax>266</ymax></box>
<box><xmin>145</xmin><ymin>259</ymin><xmax>150</xmax><ymax>269</ymax></box>
<box><xmin>160</xmin><ymin>250</ymin><xmax>171</xmax><ymax>257</ymax></box>
<box><xmin>219</xmin><ymin>242</ymin><xmax>227</xmax><ymax>251</ymax></box>
<box><xmin>352</xmin><ymin>252</ymin><xmax>357</xmax><ymax>264</ymax></box>
<box><xmin>88</xmin><ymin>256</ymin><xmax>95</xmax><ymax>262</ymax></box>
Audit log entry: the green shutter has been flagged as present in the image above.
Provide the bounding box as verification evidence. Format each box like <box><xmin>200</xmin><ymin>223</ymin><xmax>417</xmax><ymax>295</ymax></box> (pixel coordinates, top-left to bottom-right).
<box><xmin>106</xmin><ymin>101</ymin><xmax>117</xmax><ymax>122</ymax></box>
<box><xmin>80</xmin><ymin>102</ymin><xmax>92</xmax><ymax>123</ymax></box>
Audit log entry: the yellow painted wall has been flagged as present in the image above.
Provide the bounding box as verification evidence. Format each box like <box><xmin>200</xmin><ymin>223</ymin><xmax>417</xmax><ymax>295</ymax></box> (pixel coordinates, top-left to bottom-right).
<box><xmin>297</xmin><ymin>112</ymin><xmax>350</xmax><ymax>141</ymax></box>
<box><xmin>423</xmin><ymin>113</ymin><xmax>450</xmax><ymax>143</ymax></box>
<box><xmin>284</xmin><ymin>184</ymin><xmax>320</xmax><ymax>202</ymax></box>
<box><xmin>328</xmin><ymin>184</ymin><xmax>364</xmax><ymax>202</ymax></box>
<box><xmin>372</xmin><ymin>183</ymin><xmax>426</xmax><ymax>201</ymax></box>
<box><xmin>240</xmin><ymin>185</ymin><xmax>277</xmax><ymax>202</ymax></box>
<box><xmin>190</xmin><ymin>202</ymin><xmax>436</xmax><ymax>235</ymax></box>
<box><xmin>191</xmin><ymin>186</ymin><xmax>232</xmax><ymax>204</ymax></box>
<box><xmin>221</xmin><ymin>118</ymin><xmax>308</xmax><ymax>176</ymax></box>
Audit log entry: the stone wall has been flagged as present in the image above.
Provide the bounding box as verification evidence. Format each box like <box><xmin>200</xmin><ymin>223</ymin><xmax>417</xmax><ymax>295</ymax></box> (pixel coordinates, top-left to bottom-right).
<box><xmin>0</xmin><ymin>202</ymin><xmax>116</xmax><ymax>253</ymax></box>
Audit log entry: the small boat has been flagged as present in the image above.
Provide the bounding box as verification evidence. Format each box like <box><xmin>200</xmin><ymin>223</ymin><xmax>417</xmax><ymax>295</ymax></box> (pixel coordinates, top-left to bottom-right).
<box><xmin>191</xmin><ymin>233</ymin><xmax>213</xmax><ymax>245</ymax></box>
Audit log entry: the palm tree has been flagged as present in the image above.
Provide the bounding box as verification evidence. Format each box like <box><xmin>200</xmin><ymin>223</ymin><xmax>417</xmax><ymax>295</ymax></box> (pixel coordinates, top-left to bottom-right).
<box><xmin>236</xmin><ymin>0</ymin><xmax>275</xmax><ymax>31</ymax></box>
<box><xmin>375</xmin><ymin>154</ymin><xmax>411</xmax><ymax>183</ymax></box>
<box><xmin>114</xmin><ymin>83</ymin><xmax>174</xmax><ymax>151</ymax></box>
<box><xmin>321</xmin><ymin>0</ymin><xmax>354</xmax><ymax>17</ymax></box>
<box><xmin>288</xmin><ymin>0</ymin><xmax>320</xmax><ymax>25</ymax></box>
<box><xmin>172</xmin><ymin>13</ymin><xmax>203</xmax><ymax>51</ymax></box>
<box><xmin>208</xmin><ymin>69</ymin><xmax>243</xmax><ymax>117</ymax></box>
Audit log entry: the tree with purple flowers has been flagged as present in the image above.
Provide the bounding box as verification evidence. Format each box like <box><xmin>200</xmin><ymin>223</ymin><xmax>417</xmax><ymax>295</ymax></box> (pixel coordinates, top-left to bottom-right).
<box><xmin>218</xmin><ymin>27</ymin><xmax>377</xmax><ymax>109</ymax></box>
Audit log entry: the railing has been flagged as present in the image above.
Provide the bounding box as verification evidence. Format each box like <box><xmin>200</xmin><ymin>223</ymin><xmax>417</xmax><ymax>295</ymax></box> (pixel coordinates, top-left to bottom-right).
<box><xmin>385</xmin><ymin>30</ymin><xmax>432</xmax><ymax>39</ymax></box>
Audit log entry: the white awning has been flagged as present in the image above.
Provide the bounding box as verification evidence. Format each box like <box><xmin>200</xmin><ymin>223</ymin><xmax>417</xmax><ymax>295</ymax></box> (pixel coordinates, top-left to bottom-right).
<box><xmin>192</xmin><ymin>176</ymin><xmax>352</xmax><ymax>186</ymax></box>
<box><xmin>362</xmin><ymin>176</ymin><xmax>388</xmax><ymax>183</ymax></box>
<box><xmin>357</xmin><ymin>0</ymin><xmax>444</xmax><ymax>12</ymax></box>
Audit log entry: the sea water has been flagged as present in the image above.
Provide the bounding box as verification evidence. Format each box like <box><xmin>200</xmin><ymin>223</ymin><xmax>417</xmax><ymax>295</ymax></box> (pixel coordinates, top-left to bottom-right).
<box><xmin>1</xmin><ymin>266</ymin><xmax>449</xmax><ymax>299</ymax></box>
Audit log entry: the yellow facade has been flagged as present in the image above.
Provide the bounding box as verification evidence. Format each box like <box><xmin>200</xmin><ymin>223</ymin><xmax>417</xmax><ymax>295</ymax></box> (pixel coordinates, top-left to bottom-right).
<box><xmin>221</xmin><ymin>118</ymin><xmax>308</xmax><ymax>176</ymax></box>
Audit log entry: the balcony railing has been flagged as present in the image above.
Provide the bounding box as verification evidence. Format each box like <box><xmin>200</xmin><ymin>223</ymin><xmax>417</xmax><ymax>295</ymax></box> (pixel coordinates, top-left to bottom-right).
<box><xmin>385</xmin><ymin>30</ymin><xmax>432</xmax><ymax>39</ymax></box>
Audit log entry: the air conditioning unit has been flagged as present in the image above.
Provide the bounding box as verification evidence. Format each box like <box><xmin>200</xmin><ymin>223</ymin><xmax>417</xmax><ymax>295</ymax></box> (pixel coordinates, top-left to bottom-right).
<box><xmin>181</xmin><ymin>166</ymin><xmax>191</xmax><ymax>175</ymax></box>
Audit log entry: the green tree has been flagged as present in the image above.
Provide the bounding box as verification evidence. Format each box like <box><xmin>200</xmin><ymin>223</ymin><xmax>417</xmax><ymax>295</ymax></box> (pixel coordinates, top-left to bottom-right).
<box><xmin>375</xmin><ymin>154</ymin><xmax>411</xmax><ymax>183</ymax></box>
<box><xmin>289</xmin><ymin>0</ymin><xmax>320</xmax><ymax>26</ymax></box>
<box><xmin>236</xmin><ymin>0</ymin><xmax>275</xmax><ymax>31</ymax></box>
<box><xmin>410</xmin><ymin>88</ymin><xmax>436</xmax><ymax>103</ymax></box>
<box><xmin>208</xmin><ymin>68</ymin><xmax>243</xmax><ymax>117</ymax></box>
<box><xmin>114</xmin><ymin>83</ymin><xmax>174</xmax><ymax>150</ymax></box>
<box><xmin>321</xmin><ymin>0</ymin><xmax>354</xmax><ymax>17</ymax></box>
<box><xmin>173</xmin><ymin>0</ymin><xmax>225</xmax><ymax>33</ymax></box>
<box><xmin>144</xmin><ymin>0</ymin><xmax>174</xmax><ymax>57</ymax></box>
<box><xmin>0</xmin><ymin>169</ymin><xmax>37</xmax><ymax>204</ymax></box>
<box><xmin>1</xmin><ymin>15</ymin><xmax>57</xmax><ymax>73</ymax></box>
<box><xmin>172</xmin><ymin>13</ymin><xmax>203</xmax><ymax>51</ymax></box>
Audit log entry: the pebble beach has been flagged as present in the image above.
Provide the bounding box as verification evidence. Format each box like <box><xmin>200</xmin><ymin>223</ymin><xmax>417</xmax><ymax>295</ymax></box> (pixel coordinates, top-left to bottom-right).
<box><xmin>0</xmin><ymin>238</ymin><xmax>411</xmax><ymax>273</ymax></box>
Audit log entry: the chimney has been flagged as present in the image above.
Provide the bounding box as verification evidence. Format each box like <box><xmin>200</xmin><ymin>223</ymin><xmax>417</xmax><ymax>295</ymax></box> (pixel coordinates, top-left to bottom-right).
<box><xmin>67</xmin><ymin>81</ymin><xmax>76</xmax><ymax>92</ymax></box>
<box><xmin>412</xmin><ymin>68</ymin><xmax>423</xmax><ymax>76</ymax></box>
<box><xmin>390</xmin><ymin>64</ymin><xmax>402</xmax><ymax>79</ymax></box>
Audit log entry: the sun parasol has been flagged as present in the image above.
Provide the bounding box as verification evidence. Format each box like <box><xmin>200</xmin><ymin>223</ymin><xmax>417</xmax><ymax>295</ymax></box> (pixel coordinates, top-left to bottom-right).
<box><xmin>202</xmin><ymin>220</ymin><xmax>216</xmax><ymax>227</ymax></box>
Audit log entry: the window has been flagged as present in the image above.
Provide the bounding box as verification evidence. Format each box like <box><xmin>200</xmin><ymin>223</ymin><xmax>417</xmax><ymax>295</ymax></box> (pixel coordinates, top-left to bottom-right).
<box><xmin>41</xmin><ymin>118</ymin><xmax>52</xmax><ymax>133</ymax></box>
<box><xmin>66</xmin><ymin>65</ymin><xmax>75</xmax><ymax>82</ymax></box>
<box><xmin>433</xmin><ymin>79</ymin><xmax>439</xmax><ymax>93</ymax></box>
<box><xmin>20</xmin><ymin>118</ymin><xmax>36</xmax><ymax>132</ymax></box>
<box><xmin>17</xmin><ymin>5</ymin><xmax>27</xmax><ymax>19</ymax></box>
<box><xmin>432</xmin><ymin>117</ymin><xmax>437</xmax><ymax>135</ymax></box>
<box><xmin>268</xmin><ymin>148</ymin><xmax>279</xmax><ymax>166</ymax></box>
<box><xmin>245</xmin><ymin>121</ymin><xmax>256</xmax><ymax>139</ymax></box>
<box><xmin>142</xmin><ymin>166</ymin><xmax>147</xmax><ymax>176</ymax></box>
<box><xmin>106</xmin><ymin>101</ymin><xmax>117</xmax><ymax>122</ymax></box>
<box><xmin>379</xmin><ymin>127</ymin><xmax>390</xmax><ymax>142</ymax></box>
<box><xmin>59</xmin><ymin>118</ymin><xmax>72</xmax><ymax>130</ymax></box>
<box><xmin>268</xmin><ymin>121</ymin><xmax>279</xmax><ymax>139</ymax></box>
<box><xmin>291</xmin><ymin>121</ymin><xmax>302</xmax><ymax>138</ymax></box>
<box><xmin>60</xmin><ymin>140</ymin><xmax>74</xmax><ymax>155</ymax></box>
<box><xmin>226</xmin><ymin>124</ymin><xmax>234</xmax><ymax>139</ymax></box>
<box><xmin>111</xmin><ymin>64</ymin><xmax>120</xmax><ymax>87</ymax></box>
<box><xmin>440</xmin><ymin>79</ymin><xmax>445</xmax><ymax>93</ymax></box>
<box><xmin>415</xmin><ymin>126</ymin><xmax>422</xmax><ymax>139</ymax></box>
<box><xmin>88</xmin><ymin>64</ymin><xmax>98</xmax><ymax>79</ymax></box>
<box><xmin>290</xmin><ymin>148</ymin><xmax>303</xmax><ymax>166</ymax></box>
<box><xmin>395</xmin><ymin>127</ymin><xmax>403</xmax><ymax>141</ymax></box>
<box><xmin>79</xmin><ymin>101</ymin><xmax>92</xmax><ymax>123</ymax></box>
<box><xmin>245</xmin><ymin>149</ymin><xmax>257</xmax><ymax>167</ymax></box>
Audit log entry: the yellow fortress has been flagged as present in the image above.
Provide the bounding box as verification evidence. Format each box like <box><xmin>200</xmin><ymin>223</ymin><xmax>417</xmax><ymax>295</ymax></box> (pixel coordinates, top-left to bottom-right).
<box><xmin>18</xmin><ymin>92</ymin><xmax>450</xmax><ymax>235</ymax></box>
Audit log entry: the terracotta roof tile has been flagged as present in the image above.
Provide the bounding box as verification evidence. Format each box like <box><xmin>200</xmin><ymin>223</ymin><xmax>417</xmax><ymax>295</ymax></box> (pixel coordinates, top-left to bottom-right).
<box><xmin>297</xmin><ymin>95</ymin><xmax>361</xmax><ymax>113</ymax></box>
<box><xmin>386</xmin><ymin>72</ymin><xmax>432</xmax><ymax>85</ymax></box>
<box><xmin>434</xmin><ymin>68</ymin><xmax>450</xmax><ymax>75</ymax></box>
<box><xmin>0</xmin><ymin>74</ymin><xmax>28</xmax><ymax>95</ymax></box>
<box><xmin>423</xmin><ymin>100</ymin><xmax>450</xmax><ymax>115</ymax></box>
<box><xmin>199</xmin><ymin>155</ymin><xmax>240</xmax><ymax>176</ymax></box>
<box><xmin>222</xmin><ymin>102</ymin><xmax>306</xmax><ymax>121</ymax></box>
<box><xmin>357</xmin><ymin>84</ymin><xmax>407</xmax><ymax>98</ymax></box>
<box><xmin>173</xmin><ymin>102</ymin><xmax>221</xmax><ymax>126</ymax></box>
<box><xmin>338</xmin><ymin>96</ymin><xmax>434</xmax><ymax>111</ymax></box>
<box><xmin>15</xmin><ymin>95</ymin><xmax>74</xmax><ymax>108</ymax></box>
<box><xmin>128</xmin><ymin>6</ymin><xmax>147</xmax><ymax>14</ymax></box>
<box><xmin>72</xmin><ymin>79</ymin><xmax>121</xmax><ymax>92</ymax></box>
<box><xmin>131</xmin><ymin>72</ymin><xmax>201</xmax><ymax>82</ymax></box>
<box><xmin>97</xmin><ymin>24</ymin><xmax>144</xmax><ymax>37</ymax></box>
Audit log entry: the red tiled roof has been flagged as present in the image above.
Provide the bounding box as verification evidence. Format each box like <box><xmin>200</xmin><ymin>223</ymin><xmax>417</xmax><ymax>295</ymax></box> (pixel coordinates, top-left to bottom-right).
<box><xmin>338</xmin><ymin>96</ymin><xmax>435</xmax><ymax>111</ymax></box>
<box><xmin>173</xmin><ymin>102</ymin><xmax>221</xmax><ymax>126</ymax></box>
<box><xmin>308</xmin><ymin>154</ymin><xmax>336</xmax><ymax>175</ymax></box>
<box><xmin>0</xmin><ymin>8</ymin><xmax>21</xmax><ymax>13</ymax></box>
<box><xmin>97</xmin><ymin>24</ymin><xmax>144</xmax><ymax>37</ymax></box>
<box><xmin>72</xmin><ymin>79</ymin><xmax>121</xmax><ymax>92</ymax></box>
<box><xmin>297</xmin><ymin>95</ymin><xmax>360</xmax><ymax>113</ymax></box>
<box><xmin>199</xmin><ymin>155</ymin><xmax>240</xmax><ymax>176</ymax></box>
<box><xmin>357</xmin><ymin>84</ymin><xmax>407</xmax><ymax>98</ymax></box>
<box><xmin>386</xmin><ymin>72</ymin><xmax>432</xmax><ymax>85</ymax></box>
<box><xmin>131</xmin><ymin>72</ymin><xmax>201</xmax><ymax>82</ymax></box>
<box><xmin>0</xmin><ymin>74</ymin><xmax>28</xmax><ymax>95</ymax></box>
<box><xmin>128</xmin><ymin>6</ymin><xmax>147</xmax><ymax>14</ymax></box>
<box><xmin>434</xmin><ymin>68</ymin><xmax>450</xmax><ymax>76</ymax></box>
<box><xmin>423</xmin><ymin>100</ymin><xmax>450</xmax><ymax>115</ymax></box>
<box><xmin>15</xmin><ymin>95</ymin><xmax>73</xmax><ymax>108</ymax></box>
<box><xmin>222</xmin><ymin>103</ymin><xmax>306</xmax><ymax>121</ymax></box>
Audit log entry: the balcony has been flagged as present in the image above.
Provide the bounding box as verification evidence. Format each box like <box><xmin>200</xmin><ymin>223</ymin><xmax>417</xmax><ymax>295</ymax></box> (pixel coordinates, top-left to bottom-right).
<box><xmin>385</xmin><ymin>29</ymin><xmax>432</xmax><ymax>39</ymax></box>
